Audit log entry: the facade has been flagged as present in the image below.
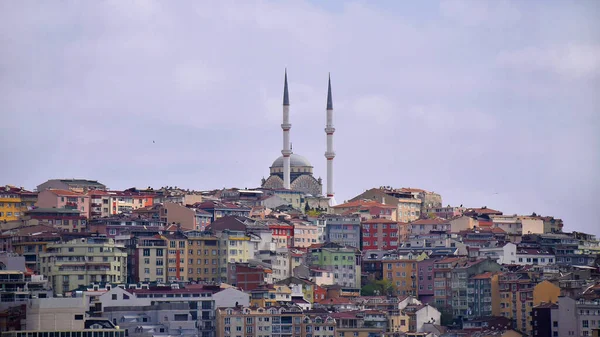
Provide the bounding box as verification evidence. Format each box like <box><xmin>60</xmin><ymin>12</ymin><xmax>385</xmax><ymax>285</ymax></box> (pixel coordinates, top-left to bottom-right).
<box><xmin>133</xmin><ymin>202</ymin><xmax>197</xmax><ymax>230</ymax></box>
<box><xmin>425</xmin><ymin>205</ymin><xmax>464</xmax><ymax>219</ymax></box>
<box><xmin>194</xmin><ymin>201</ymin><xmax>251</xmax><ymax>222</ymax></box>
<box><xmin>323</xmin><ymin>214</ymin><xmax>361</xmax><ymax>249</ymax></box>
<box><xmin>416</xmin><ymin>257</ymin><xmax>437</xmax><ymax>303</ymax></box>
<box><xmin>88</xmin><ymin>190</ymin><xmax>111</xmax><ymax>218</ymax></box>
<box><xmin>410</xmin><ymin>218</ymin><xmax>451</xmax><ymax>236</ymax></box>
<box><xmin>186</xmin><ymin>230</ymin><xmax>222</xmax><ymax>282</ymax></box>
<box><xmin>103</xmin><ymin>302</ymin><xmax>196</xmax><ymax>337</ymax></box>
<box><xmin>498</xmin><ymin>270</ymin><xmax>561</xmax><ymax>334</ymax></box>
<box><xmin>362</xmin><ymin>219</ymin><xmax>399</xmax><ymax>251</ymax></box>
<box><xmin>531</xmin><ymin>302</ymin><xmax>557</xmax><ymax>337</ymax></box>
<box><xmin>134</xmin><ymin>235</ymin><xmax>167</xmax><ymax>283</ymax></box>
<box><xmin>270</xmin><ymin>222</ymin><xmax>294</xmax><ymax>249</ymax></box>
<box><xmin>40</xmin><ymin>237</ymin><xmax>127</xmax><ymax>295</ymax></box>
<box><xmin>24</xmin><ymin>208</ymin><xmax>88</xmax><ymax>233</ymax></box>
<box><xmin>551</xmin><ymin>296</ymin><xmax>600</xmax><ymax>337</ymax></box>
<box><xmin>308</xmin><ymin>242</ymin><xmax>361</xmax><ymax>288</ymax></box>
<box><xmin>292</xmin><ymin>223</ymin><xmax>319</xmax><ymax>248</ymax></box>
<box><xmin>0</xmin><ymin>186</ymin><xmax>36</xmax><ymax>222</ymax></box>
<box><xmin>467</xmin><ymin>271</ymin><xmax>501</xmax><ymax>318</ymax></box>
<box><xmin>215</xmin><ymin>305</ymin><xmax>308</xmax><ymax>337</ymax></box>
<box><xmin>382</xmin><ymin>254</ymin><xmax>424</xmax><ymax>296</ymax></box>
<box><xmin>36</xmin><ymin>189</ymin><xmax>90</xmax><ymax>218</ymax></box>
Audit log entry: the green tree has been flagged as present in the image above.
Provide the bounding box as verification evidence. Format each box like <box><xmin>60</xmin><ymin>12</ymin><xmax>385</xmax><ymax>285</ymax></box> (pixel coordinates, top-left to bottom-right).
<box><xmin>360</xmin><ymin>279</ymin><xmax>397</xmax><ymax>296</ymax></box>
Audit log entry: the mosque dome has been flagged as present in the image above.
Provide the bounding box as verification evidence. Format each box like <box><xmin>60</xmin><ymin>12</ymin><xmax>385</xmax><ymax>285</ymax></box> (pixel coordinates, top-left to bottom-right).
<box><xmin>271</xmin><ymin>153</ymin><xmax>313</xmax><ymax>168</ymax></box>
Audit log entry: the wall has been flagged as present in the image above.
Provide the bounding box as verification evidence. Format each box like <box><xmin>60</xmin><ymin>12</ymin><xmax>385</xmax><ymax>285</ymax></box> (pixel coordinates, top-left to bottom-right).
<box><xmin>164</xmin><ymin>203</ymin><xmax>195</xmax><ymax>230</ymax></box>
<box><xmin>533</xmin><ymin>281</ymin><xmax>560</xmax><ymax>306</ymax></box>
<box><xmin>26</xmin><ymin>298</ymin><xmax>86</xmax><ymax>331</ymax></box>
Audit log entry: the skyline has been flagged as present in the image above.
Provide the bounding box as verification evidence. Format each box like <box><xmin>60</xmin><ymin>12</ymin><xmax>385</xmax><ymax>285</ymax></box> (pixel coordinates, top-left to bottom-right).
<box><xmin>1</xmin><ymin>0</ymin><xmax>599</xmax><ymax>235</ymax></box>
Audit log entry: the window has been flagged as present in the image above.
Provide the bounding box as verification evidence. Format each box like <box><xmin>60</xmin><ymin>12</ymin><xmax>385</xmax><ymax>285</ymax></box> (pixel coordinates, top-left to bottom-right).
<box><xmin>74</xmin><ymin>315</ymin><xmax>84</xmax><ymax>320</ymax></box>
<box><xmin>173</xmin><ymin>314</ymin><xmax>188</xmax><ymax>321</ymax></box>
<box><xmin>112</xmin><ymin>294</ymin><xmax>117</xmax><ymax>300</ymax></box>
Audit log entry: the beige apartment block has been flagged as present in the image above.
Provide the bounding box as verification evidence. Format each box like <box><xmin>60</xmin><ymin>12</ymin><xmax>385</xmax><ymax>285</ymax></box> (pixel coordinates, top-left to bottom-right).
<box><xmin>186</xmin><ymin>230</ymin><xmax>222</xmax><ymax>282</ymax></box>
<box><xmin>135</xmin><ymin>235</ymin><xmax>167</xmax><ymax>283</ymax></box>
<box><xmin>40</xmin><ymin>237</ymin><xmax>127</xmax><ymax>295</ymax></box>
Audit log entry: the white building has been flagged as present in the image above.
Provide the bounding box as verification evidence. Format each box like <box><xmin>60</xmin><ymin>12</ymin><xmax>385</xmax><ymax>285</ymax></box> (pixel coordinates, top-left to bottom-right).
<box><xmin>515</xmin><ymin>247</ymin><xmax>555</xmax><ymax>266</ymax></box>
<box><xmin>478</xmin><ymin>242</ymin><xmax>517</xmax><ymax>265</ymax></box>
<box><xmin>490</xmin><ymin>215</ymin><xmax>522</xmax><ymax>235</ymax></box>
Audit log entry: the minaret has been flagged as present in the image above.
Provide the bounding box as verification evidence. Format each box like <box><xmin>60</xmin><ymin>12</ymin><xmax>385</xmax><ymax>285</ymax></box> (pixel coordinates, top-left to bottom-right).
<box><xmin>325</xmin><ymin>74</ymin><xmax>335</xmax><ymax>198</ymax></box>
<box><xmin>281</xmin><ymin>69</ymin><xmax>292</xmax><ymax>189</ymax></box>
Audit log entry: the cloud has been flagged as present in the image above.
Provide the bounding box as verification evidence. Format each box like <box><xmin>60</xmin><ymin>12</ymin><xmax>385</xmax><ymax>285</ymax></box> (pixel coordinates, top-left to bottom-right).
<box><xmin>439</xmin><ymin>0</ymin><xmax>521</xmax><ymax>27</ymax></box>
<box><xmin>497</xmin><ymin>44</ymin><xmax>600</xmax><ymax>79</ymax></box>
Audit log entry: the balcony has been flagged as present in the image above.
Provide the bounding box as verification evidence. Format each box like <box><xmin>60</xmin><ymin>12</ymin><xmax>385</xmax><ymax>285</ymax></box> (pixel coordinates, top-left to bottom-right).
<box><xmin>91</xmin><ymin>203</ymin><xmax>101</xmax><ymax>207</ymax></box>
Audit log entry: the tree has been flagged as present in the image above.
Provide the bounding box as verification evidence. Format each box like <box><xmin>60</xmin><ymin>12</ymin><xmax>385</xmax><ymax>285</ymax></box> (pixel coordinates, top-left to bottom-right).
<box><xmin>360</xmin><ymin>279</ymin><xmax>397</xmax><ymax>296</ymax></box>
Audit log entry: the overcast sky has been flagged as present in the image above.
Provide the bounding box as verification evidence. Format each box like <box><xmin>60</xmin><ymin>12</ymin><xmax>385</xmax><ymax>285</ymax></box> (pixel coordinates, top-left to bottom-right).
<box><xmin>1</xmin><ymin>0</ymin><xmax>599</xmax><ymax>235</ymax></box>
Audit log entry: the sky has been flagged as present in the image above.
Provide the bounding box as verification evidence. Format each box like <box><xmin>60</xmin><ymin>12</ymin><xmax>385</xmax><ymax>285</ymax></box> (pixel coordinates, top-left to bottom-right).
<box><xmin>1</xmin><ymin>0</ymin><xmax>599</xmax><ymax>235</ymax></box>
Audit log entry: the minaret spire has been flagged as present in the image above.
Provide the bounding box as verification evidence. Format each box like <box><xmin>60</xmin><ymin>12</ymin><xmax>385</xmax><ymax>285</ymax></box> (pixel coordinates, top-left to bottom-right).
<box><xmin>324</xmin><ymin>73</ymin><xmax>336</xmax><ymax>202</ymax></box>
<box><xmin>327</xmin><ymin>73</ymin><xmax>333</xmax><ymax>110</ymax></box>
<box><xmin>283</xmin><ymin>68</ymin><xmax>290</xmax><ymax>106</ymax></box>
<box><xmin>281</xmin><ymin>69</ymin><xmax>292</xmax><ymax>189</ymax></box>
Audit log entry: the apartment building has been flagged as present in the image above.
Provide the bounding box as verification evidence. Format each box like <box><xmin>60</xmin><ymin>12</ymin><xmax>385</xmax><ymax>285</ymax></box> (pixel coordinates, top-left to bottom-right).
<box><xmin>307</xmin><ymin>242</ymin><xmax>361</xmax><ymax>288</ymax></box>
<box><xmin>450</xmin><ymin>258</ymin><xmax>501</xmax><ymax>318</ymax></box>
<box><xmin>410</xmin><ymin>218</ymin><xmax>451</xmax><ymax>236</ymax></box>
<box><xmin>133</xmin><ymin>235</ymin><xmax>167</xmax><ymax>283</ymax></box>
<box><xmin>292</xmin><ymin>222</ymin><xmax>319</xmax><ymax>248</ymax></box>
<box><xmin>382</xmin><ymin>253</ymin><xmax>427</xmax><ymax>296</ymax></box>
<box><xmin>551</xmin><ymin>296</ymin><xmax>600</xmax><ymax>337</ymax></box>
<box><xmin>467</xmin><ymin>271</ymin><xmax>501</xmax><ymax>318</ymax></box>
<box><xmin>186</xmin><ymin>230</ymin><xmax>222</xmax><ymax>282</ymax></box>
<box><xmin>323</xmin><ymin>214</ymin><xmax>361</xmax><ymax>249</ymax></box>
<box><xmin>162</xmin><ymin>232</ymin><xmax>188</xmax><ymax>282</ymax></box>
<box><xmin>40</xmin><ymin>236</ymin><xmax>127</xmax><ymax>295</ymax></box>
<box><xmin>215</xmin><ymin>305</ymin><xmax>322</xmax><ymax>337</ymax></box>
<box><xmin>362</xmin><ymin>219</ymin><xmax>400</xmax><ymax>251</ymax></box>
<box><xmin>0</xmin><ymin>186</ymin><xmax>36</xmax><ymax>222</ymax></box>
<box><xmin>499</xmin><ymin>271</ymin><xmax>560</xmax><ymax>334</ymax></box>
<box><xmin>36</xmin><ymin>189</ymin><xmax>90</xmax><ymax>218</ymax></box>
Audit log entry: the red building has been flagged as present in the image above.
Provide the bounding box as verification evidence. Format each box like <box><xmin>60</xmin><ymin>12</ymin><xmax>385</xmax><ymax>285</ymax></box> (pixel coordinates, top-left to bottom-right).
<box><xmin>25</xmin><ymin>208</ymin><xmax>87</xmax><ymax>232</ymax></box>
<box><xmin>229</xmin><ymin>263</ymin><xmax>272</xmax><ymax>291</ymax></box>
<box><xmin>361</xmin><ymin>219</ymin><xmax>399</xmax><ymax>250</ymax></box>
<box><xmin>269</xmin><ymin>222</ymin><xmax>294</xmax><ymax>248</ymax></box>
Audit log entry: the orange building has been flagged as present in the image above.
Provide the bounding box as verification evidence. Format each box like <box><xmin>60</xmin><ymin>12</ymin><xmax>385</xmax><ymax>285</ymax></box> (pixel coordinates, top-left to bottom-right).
<box><xmin>383</xmin><ymin>253</ymin><xmax>427</xmax><ymax>296</ymax></box>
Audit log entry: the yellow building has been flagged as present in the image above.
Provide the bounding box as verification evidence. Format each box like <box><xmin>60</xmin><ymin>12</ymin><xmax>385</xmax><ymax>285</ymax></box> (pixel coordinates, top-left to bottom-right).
<box><xmin>388</xmin><ymin>310</ymin><xmax>411</xmax><ymax>333</ymax></box>
<box><xmin>186</xmin><ymin>230</ymin><xmax>222</xmax><ymax>282</ymax></box>
<box><xmin>499</xmin><ymin>271</ymin><xmax>559</xmax><ymax>335</ymax></box>
<box><xmin>162</xmin><ymin>232</ymin><xmax>188</xmax><ymax>282</ymax></box>
<box><xmin>533</xmin><ymin>280</ymin><xmax>560</xmax><ymax>306</ymax></box>
<box><xmin>215</xmin><ymin>306</ymin><xmax>304</xmax><ymax>337</ymax></box>
<box><xmin>135</xmin><ymin>235</ymin><xmax>167</xmax><ymax>283</ymax></box>
<box><xmin>0</xmin><ymin>186</ymin><xmax>36</xmax><ymax>222</ymax></box>
<box><xmin>249</xmin><ymin>284</ymin><xmax>292</xmax><ymax>307</ymax></box>
<box><xmin>383</xmin><ymin>253</ymin><xmax>427</xmax><ymax>296</ymax></box>
<box><xmin>40</xmin><ymin>237</ymin><xmax>127</xmax><ymax>295</ymax></box>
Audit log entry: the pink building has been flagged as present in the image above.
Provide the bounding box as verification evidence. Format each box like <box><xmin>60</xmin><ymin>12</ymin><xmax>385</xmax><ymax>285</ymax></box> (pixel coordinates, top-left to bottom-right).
<box><xmin>36</xmin><ymin>189</ymin><xmax>90</xmax><ymax>218</ymax></box>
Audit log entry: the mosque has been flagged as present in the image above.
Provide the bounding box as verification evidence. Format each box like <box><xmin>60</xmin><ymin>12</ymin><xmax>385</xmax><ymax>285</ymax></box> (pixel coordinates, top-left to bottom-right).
<box><xmin>261</xmin><ymin>70</ymin><xmax>337</xmax><ymax>206</ymax></box>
